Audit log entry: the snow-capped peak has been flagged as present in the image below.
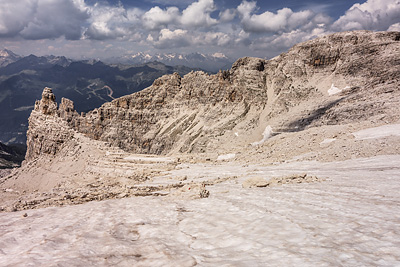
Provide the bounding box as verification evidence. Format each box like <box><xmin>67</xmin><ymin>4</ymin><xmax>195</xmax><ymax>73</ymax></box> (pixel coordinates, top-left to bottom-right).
<box><xmin>212</xmin><ymin>52</ymin><xmax>228</xmax><ymax>59</ymax></box>
<box><xmin>109</xmin><ymin>52</ymin><xmax>233</xmax><ymax>72</ymax></box>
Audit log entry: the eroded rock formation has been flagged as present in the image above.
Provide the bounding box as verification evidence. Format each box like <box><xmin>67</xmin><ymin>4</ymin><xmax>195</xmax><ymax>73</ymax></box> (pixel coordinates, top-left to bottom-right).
<box><xmin>25</xmin><ymin>31</ymin><xmax>400</xmax><ymax>161</ymax></box>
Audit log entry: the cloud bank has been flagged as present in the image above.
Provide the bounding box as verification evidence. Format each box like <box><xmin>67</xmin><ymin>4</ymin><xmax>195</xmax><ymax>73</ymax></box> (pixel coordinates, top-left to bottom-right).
<box><xmin>0</xmin><ymin>0</ymin><xmax>399</xmax><ymax>58</ymax></box>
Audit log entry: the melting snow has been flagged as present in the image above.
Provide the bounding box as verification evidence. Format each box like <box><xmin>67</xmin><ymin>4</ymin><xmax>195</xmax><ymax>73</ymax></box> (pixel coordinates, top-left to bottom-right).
<box><xmin>1</xmin><ymin>155</ymin><xmax>400</xmax><ymax>266</ymax></box>
<box><xmin>320</xmin><ymin>138</ymin><xmax>336</xmax><ymax>145</ymax></box>
<box><xmin>328</xmin><ymin>84</ymin><xmax>350</xmax><ymax>96</ymax></box>
<box><xmin>251</xmin><ymin>125</ymin><xmax>273</xmax><ymax>146</ymax></box>
<box><xmin>352</xmin><ymin>124</ymin><xmax>400</xmax><ymax>140</ymax></box>
<box><xmin>216</xmin><ymin>153</ymin><xmax>236</xmax><ymax>161</ymax></box>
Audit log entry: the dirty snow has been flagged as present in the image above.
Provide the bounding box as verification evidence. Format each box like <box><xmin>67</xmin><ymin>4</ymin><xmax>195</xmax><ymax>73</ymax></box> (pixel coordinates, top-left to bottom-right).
<box><xmin>328</xmin><ymin>84</ymin><xmax>350</xmax><ymax>96</ymax></box>
<box><xmin>251</xmin><ymin>125</ymin><xmax>273</xmax><ymax>146</ymax></box>
<box><xmin>1</xmin><ymin>155</ymin><xmax>400</xmax><ymax>266</ymax></box>
<box><xmin>216</xmin><ymin>153</ymin><xmax>236</xmax><ymax>161</ymax></box>
<box><xmin>320</xmin><ymin>138</ymin><xmax>336</xmax><ymax>145</ymax></box>
<box><xmin>353</xmin><ymin>124</ymin><xmax>400</xmax><ymax>140</ymax></box>
<box><xmin>123</xmin><ymin>155</ymin><xmax>175</xmax><ymax>163</ymax></box>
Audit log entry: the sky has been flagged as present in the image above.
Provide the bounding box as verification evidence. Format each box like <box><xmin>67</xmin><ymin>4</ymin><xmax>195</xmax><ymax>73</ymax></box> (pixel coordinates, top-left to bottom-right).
<box><xmin>0</xmin><ymin>0</ymin><xmax>399</xmax><ymax>60</ymax></box>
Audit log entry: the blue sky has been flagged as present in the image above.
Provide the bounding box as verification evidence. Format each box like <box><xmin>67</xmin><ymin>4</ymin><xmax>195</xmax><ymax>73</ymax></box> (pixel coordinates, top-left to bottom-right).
<box><xmin>0</xmin><ymin>0</ymin><xmax>399</xmax><ymax>60</ymax></box>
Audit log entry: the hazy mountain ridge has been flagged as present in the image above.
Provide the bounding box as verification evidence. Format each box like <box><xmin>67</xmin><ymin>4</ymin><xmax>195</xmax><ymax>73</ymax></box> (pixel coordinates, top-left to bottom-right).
<box><xmin>105</xmin><ymin>52</ymin><xmax>234</xmax><ymax>72</ymax></box>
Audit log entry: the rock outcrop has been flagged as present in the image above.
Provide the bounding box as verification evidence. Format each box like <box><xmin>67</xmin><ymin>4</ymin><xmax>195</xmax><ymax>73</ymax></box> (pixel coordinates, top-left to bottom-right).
<box><xmin>25</xmin><ymin>31</ymin><xmax>400</xmax><ymax>161</ymax></box>
<box><xmin>3</xmin><ymin>30</ymin><xmax>400</xmax><ymax>212</ymax></box>
<box><xmin>26</xmin><ymin>88</ymin><xmax>77</xmax><ymax>161</ymax></box>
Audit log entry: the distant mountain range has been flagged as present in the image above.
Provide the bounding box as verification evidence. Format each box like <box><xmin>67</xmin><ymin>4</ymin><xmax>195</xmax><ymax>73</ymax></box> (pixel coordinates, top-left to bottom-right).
<box><xmin>105</xmin><ymin>52</ymin><xmax>234</xmax><ymax>72</ymax></box>
<box><xmin>0</xmin><ymin>49</ymin><xmax>200</xmax><ymax>144</ymax></box>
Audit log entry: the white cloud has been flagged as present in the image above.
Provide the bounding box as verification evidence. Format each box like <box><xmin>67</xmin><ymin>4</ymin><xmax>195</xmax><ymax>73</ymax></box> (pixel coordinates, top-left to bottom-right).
<box><xmin>181</xmin><ymin>0</ymin><xmax>218</xmax><ymax>27</ymax></box>
<box><xmin>1</xmin><ymin>0</ymin><xmax>399</xmax><ymax>61</ymax></box>
<box><xmin>147</xmin><ymin>28</ymin><xmax>233</xmax><ymax>49</ymax></box>
<box><xmin>142</xmin><ymin>0</ymin><xmax>218</xmax><ymax>30</ymax></box>
<box><xmin>235</xmin><ymin>29</ymin><xmax>251</xmax><ymax>45</ymax></box>
<box><xmin>0</xmin><ymin>0</ymin><xmax>37</xmax><ymax>37</ymax></box>
<box><xmin>388</xmin><ymin>22</ymin><xmax>400</xmax><ymax>31</ymax></box>
<box><xmin>148</xmin><ymin>29</ymin><xmax>191</xmax><ymax>49</ymax></box>
<box><xmin>199</xmin><ymin>32</ymin><xmax>232</xmax><ymax>46</ymax></box>
<box><xmin>250</xmin><ymin>27</ymin><xmax>329</xmax><ymax>57</ymax></box>
<box><xmin>332</xmin><ymin>0</ymin><xmax>400</xmax><ymax>31</ymax></box>
<box><xmin>0</xmin><ymin>0</ymin><xmax>88</xmax><ymax>40</ymax></box>
<box><xmin>219</xmin><ymin>9</ymin><xmax>237</xmax><ymax>22</ymax></box>
<box><xmin>237</xmin><ymin>1</ymin><xmax>331</xmax><ymax>33</ymax></box>
<box><xmin>84</xmin><ymin>4</ymin><xmax>142</xmax><ymax>40</ymax></box>
<box><xmin>142</xmin><ymin>6</ymin><xmax>180</xmax><ymax>30</ymax></box>
<box><xmin>148</xmin><ymin>0</ymin><xmax>194</xmax><ymax>6</ymax></box>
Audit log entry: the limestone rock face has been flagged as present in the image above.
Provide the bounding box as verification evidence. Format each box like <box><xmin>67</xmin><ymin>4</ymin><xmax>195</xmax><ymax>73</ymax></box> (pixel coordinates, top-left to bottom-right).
<box><xmin>26</xmin><ymin>89</ymin><xmax>76</xmax><ymax>161</ymax></box>
<box><xmin>34</xmin><ymin>87</ymin><xmax>57</xmax><ymax>115</ymax></box>
<box><xmin>59</xmin><ymin>97</ymin><xmax>79</xmax><ymax>125</ymax></box>
<box><xmin>25</xmin><ymin>31</ymin><xmax>400</xmax><ymax>160</ymax></box>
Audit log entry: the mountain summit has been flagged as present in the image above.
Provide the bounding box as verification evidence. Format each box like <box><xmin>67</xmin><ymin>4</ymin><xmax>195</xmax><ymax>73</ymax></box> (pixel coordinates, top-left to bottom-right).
<box><xmin>0</xmin><ymin>49</ymin><xmax>21</xmax><ymax>67</ymax></box>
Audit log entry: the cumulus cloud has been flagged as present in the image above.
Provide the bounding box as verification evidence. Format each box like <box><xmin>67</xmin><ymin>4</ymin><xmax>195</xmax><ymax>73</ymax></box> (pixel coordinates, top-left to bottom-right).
<box><xmin>148</xmin><ymin>29</ymin><xmax>191</xmax><ymax>48</ymax></box>
<box><xmin>251</xmin><ymin>27</ymin><xmax>329</xmax><ymax>52</ymax></box>
<box><xmin>388</xmin><ymin>22</ymin><xmax>400</xmax><ymax>31</ymax></box>
<box><xmin>219</xmin><ymin>9</ymin><xmax>237</xmax><ymax>22</ymax></box>
<box><xmin>0</xmin><ymin>0</ymin><xmax>88</xmax><ymax>40</ymax></box>
<box><xmin>332</xmin><ymin>0</ymin><xmax>400</xmax><ymax>31</ymax></box>
<box><xmin>147</xmin><ymin>28</ymin><xmax>232</xmax><ymax>49</ymax></box>
<box><xmin>143</xmin><ymin>0</ymin><xmax>218</xmax><ymax>30</ymax></box>
<box><xmin>181</xmin><ymin>0</ymin><xmax>218</xmax><ymax>27</ymax></box>
<box><xmin>0</xmin><ymin>0</ymin><xmax>37</xmax><ymax>37</ymax></box>
<box><xmin>1</xmin><ymin>0</ymin><xmax>399</xmax><ymax>60</ymax></box>
<box><xmin>142</xmin><ymin>6</ymin><xmax>180</xmax><ymax>30</ymax></box>
<box><xmin>199</xmin><ymin>31</ymin><xmax>232</xmax><ymax>46</ymax></box>
<box><xmin>84</xmin><ymin>4</ymin><xmax>142</xmax><ymax>40</ymax></box>
<box><xmin>237</xmin><ymin>1</ymin><xmax>331</xmax><ymax>33</ymax></box>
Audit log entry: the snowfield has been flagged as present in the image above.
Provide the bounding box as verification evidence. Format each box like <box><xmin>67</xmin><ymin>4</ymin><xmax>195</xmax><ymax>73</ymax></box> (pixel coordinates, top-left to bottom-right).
<box><xmin>1</xmin><ymin>155</ymin><xmax>400</xmax><ymax>266</ymax></box>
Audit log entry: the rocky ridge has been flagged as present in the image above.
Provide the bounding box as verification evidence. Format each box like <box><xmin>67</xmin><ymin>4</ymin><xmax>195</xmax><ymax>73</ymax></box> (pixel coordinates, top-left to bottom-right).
<box><xmin>26</xmin><ymin>30</ymin><xmax>400</xmax><ymax>161</ymax></box>
<box><xmin>1</xmin><ymin>30</ymin><xmax>400</xmax><ymax>211</ymax></box>
<box><xmin>0</xmin><ymin>54</ymin><xmax>197</xmax><ymax>144</ymax></box>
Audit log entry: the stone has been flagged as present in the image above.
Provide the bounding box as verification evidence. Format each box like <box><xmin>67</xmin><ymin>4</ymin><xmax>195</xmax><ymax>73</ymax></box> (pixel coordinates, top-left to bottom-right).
<box><xmin>59</xmin><ymin>97</ymin><xmax>78</xmax><ymax>122</ymax></box>
<box><xmin>242</xmin><ymin>177</ymin><xmax>269</xmax><ymax>188</ymax></box>
<box><xmin>34</xmin><ymin>87</ymin><xmax>57</xmax><ymax>115</ymax></box>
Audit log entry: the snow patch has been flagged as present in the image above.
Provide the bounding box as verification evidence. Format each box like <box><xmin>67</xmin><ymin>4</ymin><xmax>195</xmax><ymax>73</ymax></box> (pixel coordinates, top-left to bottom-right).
<box><xmin>352</xmin><ymin>124</ymin><xmax>400</xmax><ymax>140</ymax></box>
<box><xmin>251</xmin><ymin>126</ymin><xmax>273</xmax><ymax>146</ymax></box>
<box><xmin>328</xmin><ymin>84</ymin><xmax>350</xmax><ymax>96</ymax></box>
<box><xmin>320</xmin><ymin>138</ymin><xmax>336</xmax><ymax>145</ymax></box>
<box><xmin>124</xmin><ymin>155</ymin><xmax>175</xmax><ymax>163</ymax></box>
<box><xmin>217</xmin><ymin>153</ymin><xmax>236</xmax><ymax>161</ymax></box>
<box><xmin>212</xmin><ymin>52</ymin><xmax>227</xmax><ymax>59</ymax></box>
<box><xmin>1</xmin><ymin>155</ymin><xmax>400</xmax><ymax>266</ymax></box>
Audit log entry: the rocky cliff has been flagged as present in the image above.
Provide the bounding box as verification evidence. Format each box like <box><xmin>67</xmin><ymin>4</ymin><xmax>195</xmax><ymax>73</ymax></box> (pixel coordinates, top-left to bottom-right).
<box><xmin>25</xmin><ymin>31</ymin><xmax>400</xmax><ymax>161</ymax></box>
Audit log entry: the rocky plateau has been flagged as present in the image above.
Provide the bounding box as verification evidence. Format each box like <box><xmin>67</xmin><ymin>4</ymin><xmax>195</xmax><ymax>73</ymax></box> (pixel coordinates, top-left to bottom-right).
<box><xmin>1</xmin><ymin>30</ymin><xmax>399</xmax><ymax>210</ymax></box>
<box><xmin>0</xmin><ymin>30</ymin><xmax>400</xmax><ymax>266</ymax></box>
